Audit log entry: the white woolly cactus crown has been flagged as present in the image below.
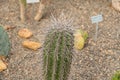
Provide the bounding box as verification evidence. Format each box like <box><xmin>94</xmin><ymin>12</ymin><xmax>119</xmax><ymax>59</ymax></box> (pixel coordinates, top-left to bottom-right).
<box><xmin>50</xmin><ymin>11</ymin><xmax>74</xmax><ymax>30</ymax></box>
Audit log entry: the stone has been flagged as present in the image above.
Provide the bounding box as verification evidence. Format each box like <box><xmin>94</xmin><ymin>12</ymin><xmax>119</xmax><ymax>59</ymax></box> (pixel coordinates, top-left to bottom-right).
<box><xmin>22</xmin><ymin>40</ymin><xmax>41</xmax><ymax>50</ymax></box>
<box><xmin>0</xmin><ymin>59</ymin><xmax>7</xmax><ymax>72</ymax></box>
<box><xmin>18</xmin><ymin>28</ymin><xmax>33</xmax><ymax>38</ymax></box>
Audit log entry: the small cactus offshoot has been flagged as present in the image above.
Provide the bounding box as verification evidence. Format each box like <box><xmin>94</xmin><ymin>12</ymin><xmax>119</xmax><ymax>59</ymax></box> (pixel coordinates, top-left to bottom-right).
<box><xmin>43</xmin><ymin>29</ymin><xmax>74</xmax><ymax>80</ymax></box>
<box><xmin>74</xmin><ymin>29</ymin><xmax>88</xmax><ymax>50</ymax></box>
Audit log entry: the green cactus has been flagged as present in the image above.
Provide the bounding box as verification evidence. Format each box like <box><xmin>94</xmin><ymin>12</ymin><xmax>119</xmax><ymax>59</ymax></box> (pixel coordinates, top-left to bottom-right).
<box><xmin>112</xmin><ymin>71</ymin><xmax>120</xmax><ymax>80</ymax></box>
<box><xmin>43</xmin><ymin>29</ymin><xmax>74</xmax><ymax>80</ymax></box>
<box><xmin>0</xmin><ymin>26</ymin><xmax>10</xmax><ymax>57</ymax></box>
<box><xmin>21</xmin><ymin>0</ymin><xmax>26</xmax><ymax>6</ymax></box>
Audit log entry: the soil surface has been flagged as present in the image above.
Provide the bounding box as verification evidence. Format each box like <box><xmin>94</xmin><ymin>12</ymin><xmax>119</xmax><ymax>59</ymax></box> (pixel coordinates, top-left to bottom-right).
<box><xmin>0</xmin><ymin>0</ymin><xmax>120</xmax><ymax>80</ymax></box>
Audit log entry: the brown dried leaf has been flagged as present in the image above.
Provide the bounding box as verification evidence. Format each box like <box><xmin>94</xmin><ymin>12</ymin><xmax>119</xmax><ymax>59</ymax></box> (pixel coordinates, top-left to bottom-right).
<box><xmin>4</xmin><ymin>25</ymin><xmax>16</xmax><ymax>30</ymax></box>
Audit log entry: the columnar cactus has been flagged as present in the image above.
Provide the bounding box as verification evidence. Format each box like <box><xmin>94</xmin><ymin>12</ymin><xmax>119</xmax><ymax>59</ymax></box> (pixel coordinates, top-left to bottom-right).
<box><xmin>0</xmin><ymin>26</ymin><xmax>10</xmax><ymax>57</ymax></box>
<box><xmin>112</xmin><ymin>0</ymin><xmax>120</xmax><ymax>11</ymax></box>
<box><xmin>20</xmin><ymin>0</ymin><xmax>26</xmax><ymax>6</ymax></box>
<box><xmin>43</xmin><ymin>29</ymin><xmax>74</xmax><ymax>80</ymax></box>
<box><xmin>19</xmin><ymin>0</ymin><xmax>26</xmax><ymax>22</ymax></box>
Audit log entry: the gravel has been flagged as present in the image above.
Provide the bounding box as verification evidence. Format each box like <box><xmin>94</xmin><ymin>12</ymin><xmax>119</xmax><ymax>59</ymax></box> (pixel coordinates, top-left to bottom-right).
<box><xmin>0</xmin><ymin>0</ymin><xmax>120</xmax><ymax>80</ymax></box>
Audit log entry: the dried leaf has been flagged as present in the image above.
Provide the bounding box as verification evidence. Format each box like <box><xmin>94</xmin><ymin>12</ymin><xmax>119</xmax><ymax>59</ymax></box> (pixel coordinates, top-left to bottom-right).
<box><xmin>4</xmin><ymin>25</ymin><xmax>16</xmax><ymax>30</ymax></box>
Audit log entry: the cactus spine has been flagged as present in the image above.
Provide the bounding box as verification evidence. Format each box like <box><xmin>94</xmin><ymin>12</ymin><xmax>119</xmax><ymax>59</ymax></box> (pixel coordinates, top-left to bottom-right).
<box><xmin>43</xmin><ymin>29</ymin><xmax>73</xmax><ymax>80</ymax></box>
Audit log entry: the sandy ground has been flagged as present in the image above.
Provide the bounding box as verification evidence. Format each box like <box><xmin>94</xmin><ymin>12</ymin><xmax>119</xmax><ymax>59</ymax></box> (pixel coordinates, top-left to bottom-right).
<box><xmin>0</xmin><ymin>0</ymin><xmax>120</xmax><ymax>80</ymax></box>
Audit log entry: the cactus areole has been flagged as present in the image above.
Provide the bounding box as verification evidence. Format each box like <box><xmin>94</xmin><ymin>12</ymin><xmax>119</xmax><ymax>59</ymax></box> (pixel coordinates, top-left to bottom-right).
<box><xmin>0</xmin><ymin>26</ymin><xmax>10</xmax><ymax>57</ymax></box>
<box><xmin>43</xmin><ymin>29</ymin><xmax>74</xmax><ymax>80</ymax></box>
